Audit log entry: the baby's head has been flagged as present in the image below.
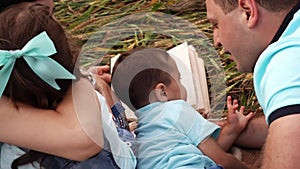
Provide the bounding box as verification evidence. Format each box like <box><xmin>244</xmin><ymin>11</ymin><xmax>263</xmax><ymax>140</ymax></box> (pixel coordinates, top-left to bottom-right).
<box><xmin>112</xmin><ymin>48</ymin><xmax>187</xmax><ymax>110</ymax></box>
<box><xmin>0</xmin><ymin>3</ymin><xmax>79</xmax><ymax>108</ymax></box>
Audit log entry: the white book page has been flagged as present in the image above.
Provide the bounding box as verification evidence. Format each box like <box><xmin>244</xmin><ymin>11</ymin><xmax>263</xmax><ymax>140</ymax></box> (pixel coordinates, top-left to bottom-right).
<box><xmin>110</xmin><ymin>54</ymin><xmax>120</xmax><ymax>74</ymax></box>
<box><xmin>167</xmin><ymin>42</ymin><xmax>198</xmax><ymax>108</ymax></box>
<box><xmin>188</xmin><ymin>46</ymin><xmax>205</xmax><ymax>111</ymax></box>
<box><xmin>197</xmin><ymin>57</ymin><xmax>210</xmax><ymax>114</ymax></box>
<box><xmin>188</xmin><ymin>45</ymin><xmax>210</xmax><ymax>114</ymax></box>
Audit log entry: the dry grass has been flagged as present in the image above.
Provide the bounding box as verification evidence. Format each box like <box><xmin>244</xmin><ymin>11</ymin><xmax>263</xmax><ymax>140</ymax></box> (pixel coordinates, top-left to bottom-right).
<box><xmin>54</xmin><ymin>0</ymin><xmax>261</xmax><ymax>116</ymax></box>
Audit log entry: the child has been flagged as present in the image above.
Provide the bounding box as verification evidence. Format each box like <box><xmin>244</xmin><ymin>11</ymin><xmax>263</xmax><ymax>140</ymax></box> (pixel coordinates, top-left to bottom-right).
<box><xmin>0</xmin><ymin>2</ymin><xmax>136</xmax><ymax>169</ymax></box>
<box><xmin>112</xmin><ymin>48</ymin><xmax>254</xmax><ymax>169</ymax></box>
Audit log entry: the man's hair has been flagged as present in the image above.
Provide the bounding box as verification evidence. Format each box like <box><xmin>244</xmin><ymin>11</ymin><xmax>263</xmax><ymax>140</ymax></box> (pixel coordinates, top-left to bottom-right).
<box><xmin>0</xmin><ymin>0</ymin><xmax>34</xmax><ymax>12</ymax></box>
<box><xmin>112</xmin><ymin>48</ymin><xmax>177</xmax><ymax>110</ymax></box>
<box><xmin>214</xmin><ymin>0</ymin><xmax>299</xmax><ymax>14</ymax></box>
<box><xmin>0</xmin><ymin>3</ymin><xmax>80</xmax><ymax>109</ymax></box>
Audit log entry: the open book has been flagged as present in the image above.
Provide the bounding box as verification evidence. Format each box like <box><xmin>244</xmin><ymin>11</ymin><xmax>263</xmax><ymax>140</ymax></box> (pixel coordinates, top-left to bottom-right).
<box><xmin>110</xmin><ymin>42</ymin><xmax>210</xmax><ymax>121</ymax></box>
<box><xmin>167</xmin><ymin>42</ymin><xmax>210</xmax><ymax>114</ymax></box>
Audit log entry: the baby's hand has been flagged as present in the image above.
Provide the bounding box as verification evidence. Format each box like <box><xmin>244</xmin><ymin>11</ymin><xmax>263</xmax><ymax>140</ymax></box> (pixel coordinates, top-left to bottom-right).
<box><xmin>226</xmin><ymin>96</ymin><xmax>254</xmax><ymax>134</ymax></box>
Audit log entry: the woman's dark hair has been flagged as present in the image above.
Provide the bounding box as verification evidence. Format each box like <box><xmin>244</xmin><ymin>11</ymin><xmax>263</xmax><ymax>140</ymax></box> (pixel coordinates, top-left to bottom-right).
<box><xmin>0</xmin><ymin>2</ymin><xmax>80</xmax><ymax>168</ymax></box>
<box><xmin>0</xmin><ymin>2</ymin><xmax>80</xmax><ymax>109</ymax></box>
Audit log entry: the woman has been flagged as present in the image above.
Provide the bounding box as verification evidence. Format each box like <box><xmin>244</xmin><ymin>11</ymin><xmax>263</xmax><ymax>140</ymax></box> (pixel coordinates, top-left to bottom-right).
<box><xmin>0</xmin><ymin>1</ymin><xmax>136</xmax><ymax>168</ymax></box>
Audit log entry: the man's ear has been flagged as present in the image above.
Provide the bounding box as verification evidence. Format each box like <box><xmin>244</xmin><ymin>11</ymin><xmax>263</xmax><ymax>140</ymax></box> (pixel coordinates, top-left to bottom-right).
<box><xmin>238</xmin><ymin>0</ymin><xmax>258</xmax><ymax>28</ymax></box>
<box><xmin>154</xmin><ymin>83</ymin><xmax>168</xmax><ymax>102</ymax></box>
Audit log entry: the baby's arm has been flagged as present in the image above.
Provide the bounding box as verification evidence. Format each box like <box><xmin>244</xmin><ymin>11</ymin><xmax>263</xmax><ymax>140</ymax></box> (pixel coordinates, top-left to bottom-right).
<box><xmin>216</xmin><ymin>96</ymin><xmax>254</xmax><ymax>151</ymax></box>
<box><xmin>199</xmin><ymin>137</ymin><xmax>250</xmax><ymax>169</ymax></box>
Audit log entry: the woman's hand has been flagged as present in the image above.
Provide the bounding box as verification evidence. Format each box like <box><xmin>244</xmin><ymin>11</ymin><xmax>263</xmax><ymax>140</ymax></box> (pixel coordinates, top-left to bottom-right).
<box><xmin>93</xmin><ymin>74</ymin><xmax>115</xmax><ymax>108</ymax></box>
<box><xmin>88</xmin><ymin>65</ymin><xmax>111</xmax><ymax>84</ymax></box>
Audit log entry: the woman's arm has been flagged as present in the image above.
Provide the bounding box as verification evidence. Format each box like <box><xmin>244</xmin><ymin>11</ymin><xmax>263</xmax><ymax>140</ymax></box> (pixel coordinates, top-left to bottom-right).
<box><xmin>0</xmin><ymin>78</ymin><xmax>103</xmax><ymax>161</ymax></box>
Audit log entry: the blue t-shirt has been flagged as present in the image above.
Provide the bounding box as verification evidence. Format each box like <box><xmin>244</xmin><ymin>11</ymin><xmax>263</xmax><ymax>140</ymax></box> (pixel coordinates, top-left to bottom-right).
<box><xmin>135</xmin><ymin>100</ymin><xmax>220</xmax><ymax>169</ymax></box>
<box><xmin>254</xmin><ymin>9</ymin><xmax>300</xmax><ymax>124</ymax></box>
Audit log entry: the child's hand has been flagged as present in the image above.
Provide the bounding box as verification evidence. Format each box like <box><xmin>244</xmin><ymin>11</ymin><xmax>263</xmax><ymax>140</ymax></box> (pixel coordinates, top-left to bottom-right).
<box><xmin>226</xmin><ymin>96</ymin><xmax>254</xmax><ymax>134</ymax></box>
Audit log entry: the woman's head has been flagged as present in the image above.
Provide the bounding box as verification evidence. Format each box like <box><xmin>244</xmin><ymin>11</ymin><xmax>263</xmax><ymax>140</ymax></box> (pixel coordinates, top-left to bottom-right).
<box><xmin>0</xmin><ymin>3</ymin><xmax>79</xmax><ymax>109</ymax></box>
<box><xmin>112</xmin><ymin>48</ymin><xmax>186</xmax><ymax>110</ymax></box>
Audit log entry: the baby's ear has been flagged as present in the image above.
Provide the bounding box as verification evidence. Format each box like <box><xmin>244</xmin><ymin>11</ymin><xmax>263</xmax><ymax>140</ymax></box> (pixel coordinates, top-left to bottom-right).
<box><xmin>153</xmin><ymin>83</ymin><xmax>168</xmax><ymax>102</ymax></box>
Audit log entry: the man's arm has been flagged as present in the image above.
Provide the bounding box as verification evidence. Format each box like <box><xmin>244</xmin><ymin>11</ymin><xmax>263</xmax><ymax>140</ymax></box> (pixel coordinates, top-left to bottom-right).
<box><xmin>234</xmin><ymin>115</ymin><xmax>267</xmax><ymax>149</ymax></box>
<box><xmin>262</xmin><ymin>114</ymin><xmax>300</xmax><ymax>169</ymax></box>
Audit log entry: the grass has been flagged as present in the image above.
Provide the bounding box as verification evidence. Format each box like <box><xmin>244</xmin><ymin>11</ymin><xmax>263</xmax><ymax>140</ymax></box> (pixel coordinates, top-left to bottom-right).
<box><xmin>54</xmin><ymin>0</ymin><xmax>261</xmax><ymax>116</ymax></box>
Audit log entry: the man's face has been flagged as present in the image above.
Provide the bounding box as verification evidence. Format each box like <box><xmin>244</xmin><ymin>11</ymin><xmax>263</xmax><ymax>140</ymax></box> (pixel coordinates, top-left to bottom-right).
<box><xmin>206</xmin><ymin>0</ymin><xmax>260</xmax><ymax>72</ymax></box>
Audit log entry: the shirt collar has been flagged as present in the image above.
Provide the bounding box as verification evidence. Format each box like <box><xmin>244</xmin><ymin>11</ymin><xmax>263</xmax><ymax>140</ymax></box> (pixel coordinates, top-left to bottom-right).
<box><xmin>270</xmin><ymin>1</ymin><xmax>300</xmax><ymax>44</ymax></box>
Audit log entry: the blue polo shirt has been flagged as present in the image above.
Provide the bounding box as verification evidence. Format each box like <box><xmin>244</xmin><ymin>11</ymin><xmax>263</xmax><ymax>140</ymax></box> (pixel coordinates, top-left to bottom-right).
<box><xmin>254</xmin><ymin>8</ymin><xmax>300</xmax><ymax>124</ymax></box>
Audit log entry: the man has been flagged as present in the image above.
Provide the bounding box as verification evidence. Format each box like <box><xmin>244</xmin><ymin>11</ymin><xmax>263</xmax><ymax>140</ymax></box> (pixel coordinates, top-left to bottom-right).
<box><xmin>206</xmin><ymin>0</ymin><xmax>300</xmax><ymax>168</ymax></box>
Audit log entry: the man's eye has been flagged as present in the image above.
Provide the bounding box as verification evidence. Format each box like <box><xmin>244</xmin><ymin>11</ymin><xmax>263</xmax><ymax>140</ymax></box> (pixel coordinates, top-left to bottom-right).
<box><xmin>212</xmin><ymin>23</ymin><xmax>218</xmax><ymax>29</ymax></box>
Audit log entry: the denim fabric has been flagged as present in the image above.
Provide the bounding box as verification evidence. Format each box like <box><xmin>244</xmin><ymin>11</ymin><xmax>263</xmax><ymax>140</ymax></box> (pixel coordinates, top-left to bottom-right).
<box><xmin>40</xmin><ymin>126</ymin><xmax>138</xmax><ymax>169</ymax></box>
<box><xmin>116</xmin><ymin>127</ymin><xmax>138</xmax><ymax>156</ymax></box>
<box><xmin>0</xmin><ymin>138</ymin><xmax>122</xmax><ymax>169</ymax></box>
<box><xmin>112</xmin><ymin>102</ymin><xmax>129</xmax><ymax>130</ymax></box>
<box><xmin>41</xmin><ymin>149</ymin><xmax>120</xmax><ymax>169</ymax></box>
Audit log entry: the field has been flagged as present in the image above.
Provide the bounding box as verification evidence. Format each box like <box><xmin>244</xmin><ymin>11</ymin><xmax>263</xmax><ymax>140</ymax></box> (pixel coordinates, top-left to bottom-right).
<box><xmin>54</xmin><ymin>0</ymin><xmax>262</xmax><ymax>116</ymax></box>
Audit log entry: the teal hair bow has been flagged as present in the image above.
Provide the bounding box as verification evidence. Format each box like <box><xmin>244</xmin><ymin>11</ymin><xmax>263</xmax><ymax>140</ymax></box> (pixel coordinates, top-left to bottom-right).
<box><xmin>0</xmin><ymin>31</ymin><xmax>76</xmax><ymax>97</ymax></box>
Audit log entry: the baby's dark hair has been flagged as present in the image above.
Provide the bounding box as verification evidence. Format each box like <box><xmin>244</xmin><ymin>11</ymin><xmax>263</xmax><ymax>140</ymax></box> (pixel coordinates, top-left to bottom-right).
<box><xmin>112</xmin><ymin>48</ymin><xmax>177</xmax><ymax>110</ymax></box>
<box><xmin>0</xmin><ymin>2</ymin><xmax>80</xmax><ymax>109</ymax></box>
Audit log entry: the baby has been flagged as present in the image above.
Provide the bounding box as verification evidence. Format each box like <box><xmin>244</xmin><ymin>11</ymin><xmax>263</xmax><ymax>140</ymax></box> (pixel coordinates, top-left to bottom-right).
<box><xmin>112</xmin><ymin>48</ymin><xmax>253</xmax><ymax>169</ymax></box>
